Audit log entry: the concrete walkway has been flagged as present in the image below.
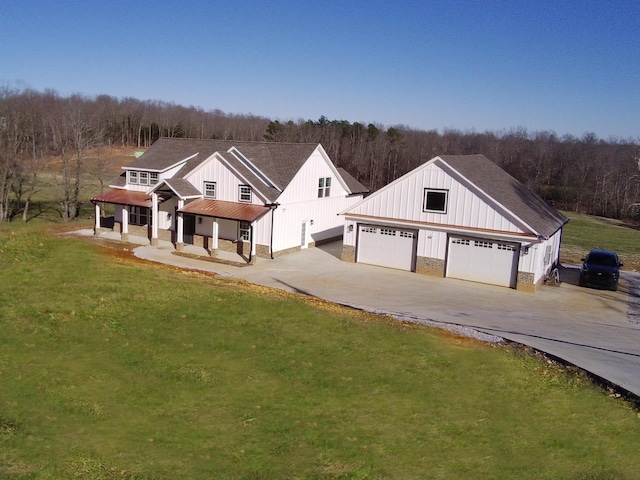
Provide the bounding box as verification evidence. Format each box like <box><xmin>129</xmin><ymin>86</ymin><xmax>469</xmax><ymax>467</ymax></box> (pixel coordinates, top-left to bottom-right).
<box><xmin>79</xmin><ymin>230</ymin><xmax>640</xmax><ymax>398</ymax></box>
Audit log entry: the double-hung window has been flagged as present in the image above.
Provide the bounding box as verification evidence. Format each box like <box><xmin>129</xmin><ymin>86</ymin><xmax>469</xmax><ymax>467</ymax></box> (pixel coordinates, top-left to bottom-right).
<box><xmin>239</xmin><ymin>221</ymin><xmax>251</xmax><ymax>241</ymax></box>
<box><xmin>139</xmin><ymin>172</ymin><xmax>149</xmax><ymax>186</ymax></box>
<box><xmin>423</xmin><ymin>189</ymin><xmax>448</xmax><ymax>213</ymax></box>
<box><xmin>149</xmin><ymin>172</ymin><xmax>159</xmax><ymax>185</ymax></box>
<box><xmin>318</xmin><ymin>177</ymin><xmax>331</xmax><ymax>198</ymax></box>
<box><xmin>239</xmin><ymin>185</ymin><xmax>252</xmax><ymax>203</ymax></box>
<box><xmin>128</xmin><ymin>171</ymin><xmax>138</xmax><ymax>185</ymax></box>
<box><xmin>204</xmin><ymin>181</ymin><xmax>216</xmax><ymax>198</ymax></box>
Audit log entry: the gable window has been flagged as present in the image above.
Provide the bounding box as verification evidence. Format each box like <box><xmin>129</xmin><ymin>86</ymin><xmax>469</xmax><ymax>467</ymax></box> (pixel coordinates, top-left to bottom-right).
<box><xmin>423</xmin><ymin>189</ymin><xmax>448</xmax><ymax>213</ymax></box>
<box><xmin>239</xmin><ymin>221</ymin><xmax>251</xmax><ymax>241</ymax></box>
<box><xmin>204</xmin><ymin>181</ymin><xmax>216</xmax><ymax>198</ymax></box>
<box><xmin>130</xmin><ymin>206</ymin><xmax>149</xmax><ymax>225</ymax></box>
<box><xmin>139</xmin><ymin>171</ymin><xmax>149</xmax><ymax>186</ymax></box>
<box><xmin>239</xmin><ymin>185</ymin><xmax>252</xmax><ymax>203</ymax></box>
<box><xmin>149</xmin><ymin>172</ymin><xmax>159</xmax><ymax>185</ymax></box>
<box><xmin>318</xmin><ymin>177</ymin><xmax>331</xmax><ymax>198</ymax></box>
<box><xmin>128</xmin><ymin>171</ymin><xmax>138</xmax><ymax>185</ymax></box>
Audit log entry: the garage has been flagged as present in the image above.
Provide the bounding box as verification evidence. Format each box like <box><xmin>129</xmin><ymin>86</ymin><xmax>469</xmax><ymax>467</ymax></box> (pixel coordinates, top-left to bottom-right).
<box><xmin>446</xmin><ymin>236</ymin><xmax>519</xmax><ymax>288</ymax></box>
<box><xmin>357</xmin><ymin>224</ymin><xmax>417</xmax><ymax>271</ymax></box>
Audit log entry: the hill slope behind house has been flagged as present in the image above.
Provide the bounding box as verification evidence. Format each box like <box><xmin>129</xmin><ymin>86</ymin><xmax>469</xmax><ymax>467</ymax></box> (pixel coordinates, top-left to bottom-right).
<box><xmin>0</xmin><ymin>225</ymin><xmax>639</xmax><ymax>479</ymax></box>
<box><xmin>560</xmin><ymin>211</ymin><xmax>640</xmax><ymax>270</ymax></box>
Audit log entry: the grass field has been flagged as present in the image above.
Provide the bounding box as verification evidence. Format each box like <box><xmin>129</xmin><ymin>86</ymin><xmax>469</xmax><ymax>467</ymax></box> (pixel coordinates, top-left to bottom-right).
<box><xmin>560</xmin><ymin>211</ymin><xmax>640</xmax><ymax>270</ymax></box>
<box><xmin>1</xmin><ymin>224</ymin><xmax>640</xmax><ymax>479</ymax></box>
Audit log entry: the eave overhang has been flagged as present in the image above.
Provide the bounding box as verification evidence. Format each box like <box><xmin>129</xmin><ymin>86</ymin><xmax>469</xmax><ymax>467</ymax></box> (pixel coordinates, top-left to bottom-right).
<box><xmin>178</xmin><ymin>199</ymin><xmax>271</xmax><ymax>223</ymax></box>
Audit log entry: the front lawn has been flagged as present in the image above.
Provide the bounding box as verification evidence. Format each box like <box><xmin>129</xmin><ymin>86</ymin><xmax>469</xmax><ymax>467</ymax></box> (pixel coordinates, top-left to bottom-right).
<box><xmin>0</xmin><ymin>225</ymin><xmax>639</xmax><ymax>479</ymax></box>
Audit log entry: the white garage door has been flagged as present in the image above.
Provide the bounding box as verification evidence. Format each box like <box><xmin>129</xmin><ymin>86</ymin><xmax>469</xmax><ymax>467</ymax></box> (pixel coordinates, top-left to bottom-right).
<box><xmin>447</xmin><ymin>237</ymin><xmax>518</xmax><ymax>288</ymax></box>
<box><xmin>357</xmin><ymin>225</ymin><xmax>416</xmax><ymax>271</ymax></box>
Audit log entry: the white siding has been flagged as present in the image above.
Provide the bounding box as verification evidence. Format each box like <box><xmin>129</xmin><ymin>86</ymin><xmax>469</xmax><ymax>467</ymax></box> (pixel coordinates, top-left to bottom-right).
<box><xmin>272</xmin><ymin>148</ymin><xmax>361</xmax><ymax>253</ymax></box>
<box><xmin>347</xmin><ymin>162</ymin><xmax>525</xmax><ymax>234</ymax></box>
<box><xmin>184</xmin><ymin>155</ymin><xmax>267</xmax><ymax>205</ymax></box>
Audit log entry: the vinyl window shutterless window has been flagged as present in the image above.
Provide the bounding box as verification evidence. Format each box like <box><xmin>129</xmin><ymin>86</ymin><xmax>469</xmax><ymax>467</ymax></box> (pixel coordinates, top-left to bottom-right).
<box><xmin>318</xmin><ymin>177</ymin><xmax>331</xmax><ymax>198</ymax></box>
<box><xmin>239</xmin><ymin>185</ymin><xmax>252</xmax><ymax>203</ymax></box>
<box><xmin>423</xmin><ymin>189</ymin><xmax>448</xmax><ymax>213</ymax></box>
<box><xmin>128</xmin><ymin>171</ymin><xmax>138</xmax><ymax>184</ymax></box>
<box><xmin>239</xmin><ymin>221</ymin><xmax>251</xmax><ymax>241</ymax></box>
<box><xmin>204</xmin><ymin>181</ymin><xmax>216</xmax><ymax>198</ymax></box>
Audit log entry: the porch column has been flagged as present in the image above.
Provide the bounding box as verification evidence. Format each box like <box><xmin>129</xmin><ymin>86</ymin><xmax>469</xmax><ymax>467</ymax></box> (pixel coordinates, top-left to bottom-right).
<box><xmin>211</xmin><ymin>218</ymin><xmax>219</xmax><ymax>257</ymax></box>
<box><xmin>121</xmin><ymin>206</ymin><xmax>129</xmax><ymax>241</ymax></box>
<box><xmin>176</xmin><ymin>199</ymin><xmax>184</xmax><ymax>251</ymax></box>
<box><xmin>150</xmin><ymin>193</ymin><xmax>159</xmax><ymax>246</ymax></box>
<box><xmin>250</xmin><ymin>223</ymin><xmax>257</xmax><ymax>263</ymax></box>
<box><xmin>94</xmin><ymin>203</ymin><xmax>101</xmax><ymax>236</ymax></box>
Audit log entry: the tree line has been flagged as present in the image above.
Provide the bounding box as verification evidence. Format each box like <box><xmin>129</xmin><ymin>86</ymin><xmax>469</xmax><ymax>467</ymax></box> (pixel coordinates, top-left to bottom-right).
<box><xmin>1</xmin><ymin>86</ymin><xmax>639</xmax><ymax>223</ymax></box>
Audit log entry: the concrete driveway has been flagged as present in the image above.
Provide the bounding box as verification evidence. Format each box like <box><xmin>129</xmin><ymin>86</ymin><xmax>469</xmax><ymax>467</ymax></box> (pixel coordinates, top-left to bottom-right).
<box><xmin>81</xmin><ymin>231</ymin><xmax>640</xmax><ymax>398</ymax></box>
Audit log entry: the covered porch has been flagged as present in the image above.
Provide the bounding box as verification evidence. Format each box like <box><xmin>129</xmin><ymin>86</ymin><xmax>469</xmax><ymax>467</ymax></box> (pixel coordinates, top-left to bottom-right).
<box><xmin>177</xmin><ymin>198</ymin><xmax>271</xmax><ymax>264</ymax></box>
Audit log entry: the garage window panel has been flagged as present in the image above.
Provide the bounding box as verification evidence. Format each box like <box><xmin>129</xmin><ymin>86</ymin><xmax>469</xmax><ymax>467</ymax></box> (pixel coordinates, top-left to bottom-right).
<box><xmin>474</xmin><ymin>240</ymin><xmax>493</xmax><ymax>249</ymax></box>
<box><xmin>380</xmin><ymin>228</ymin><xmax>396</xmax><ymax>236</ymax></box>
<box><xmin>423</xmin><ymin>189</ymin><xmax>448</xmax><ymax>213</ymax></box>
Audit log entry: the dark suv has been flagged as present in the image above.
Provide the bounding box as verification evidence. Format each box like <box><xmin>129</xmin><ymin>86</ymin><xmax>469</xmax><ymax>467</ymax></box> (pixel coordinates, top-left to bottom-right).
<box><xmin>579</xmin><ymin>249</ymin><xmax>623</xmax><ymax>291</ymax></box>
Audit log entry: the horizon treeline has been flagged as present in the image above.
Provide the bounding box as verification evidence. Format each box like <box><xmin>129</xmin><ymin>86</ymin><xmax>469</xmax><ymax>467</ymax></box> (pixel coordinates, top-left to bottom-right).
<box><xmin>1</xmin><ymin>86</ymin><xmax>639</xmax><ymax>222</ymax></box>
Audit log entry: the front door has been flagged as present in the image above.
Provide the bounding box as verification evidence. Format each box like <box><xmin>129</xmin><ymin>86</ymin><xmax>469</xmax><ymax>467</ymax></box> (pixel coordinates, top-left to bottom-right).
<box><xmin>184</xmin><ymin>214</ymin><xmax>196</xmax><ymax>245</ymax></box>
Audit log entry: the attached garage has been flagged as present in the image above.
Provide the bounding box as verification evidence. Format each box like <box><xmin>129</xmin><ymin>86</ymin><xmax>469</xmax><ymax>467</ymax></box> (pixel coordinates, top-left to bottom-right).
<box><xmin>446</xmin><ymin>236</ymin><xmax>519</xmax><ymax>288</ymax></box>
<box><xmin>357</xmin><ymin>224</ymin><xmax>417</xmax><ymax>271</ymax></box>
<box><xmin>341</xmin><ymin>154</ymin><xmax>569</xmax><ymax>290</ymax></box>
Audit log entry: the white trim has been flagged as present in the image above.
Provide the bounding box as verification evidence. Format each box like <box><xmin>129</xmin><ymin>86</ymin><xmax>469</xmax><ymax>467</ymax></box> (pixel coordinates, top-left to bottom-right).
<box><xmin>212</xmin><ymin>152</ymin><xmax>270</xmax><ymax>204</ymax></box>
<box><xmin>315</xmin><ymin>144</ymin><xmax>352</xmax><ymax>194</ymax></box>
<box><xmin>228</xmin><ymin>147</ymin><xmax>282</xmax><ymax>192</ymax></box>
<box><xmin>343</xmin><ymin>214</ymin><xmax>538</xmax><ymax>243</ymax></box>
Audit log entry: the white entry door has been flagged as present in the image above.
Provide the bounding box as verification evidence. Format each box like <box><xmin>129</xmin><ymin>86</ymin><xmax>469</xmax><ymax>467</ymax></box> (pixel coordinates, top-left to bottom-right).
<box><xmin>357</xmin><ymin>225</ymin><xmax>416</xmax><ymax>271</ymax></box>
<box><xmin>446</xmin><ymin>236</ymin><xmax>518</xmax><ymax>288</ymax></box>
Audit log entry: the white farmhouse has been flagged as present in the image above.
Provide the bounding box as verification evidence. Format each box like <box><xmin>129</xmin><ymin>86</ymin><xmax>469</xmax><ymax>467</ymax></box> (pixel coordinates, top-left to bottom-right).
<box><xmin>92</xmin><ymin>138</ymin><xmax>367</xmax><ymax>261</ymax></box>
<box><xmin>341</xmin><ymin>154</ymin><xmax>568</xmax><ymax>290</ymax></box>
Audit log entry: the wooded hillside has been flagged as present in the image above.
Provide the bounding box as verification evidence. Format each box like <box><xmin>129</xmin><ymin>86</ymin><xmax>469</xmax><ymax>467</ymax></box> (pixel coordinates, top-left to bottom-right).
<box><xmin>1</xmin><ymin>87</ymin><xmax>638</xmax><ymax>222</ymax></box>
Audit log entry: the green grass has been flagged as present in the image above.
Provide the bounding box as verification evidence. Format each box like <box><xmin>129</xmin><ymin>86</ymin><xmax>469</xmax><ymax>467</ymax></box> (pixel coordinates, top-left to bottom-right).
<box><xmin>560</xmin><ymin>211</ymin><xmax>640</xmax><ymax>268</ymax></box>
<box><xmin>1</xmin><ymin>225</ymin><xmax>640</xmax><ymax>479</ymax></box>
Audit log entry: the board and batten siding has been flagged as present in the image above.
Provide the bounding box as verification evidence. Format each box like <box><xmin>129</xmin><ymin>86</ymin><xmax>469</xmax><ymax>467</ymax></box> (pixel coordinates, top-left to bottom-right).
<box><xmin>348</xmin><ymin>163</ymin><xmax>525</xmax><ymax>234</ymax></box>
<box><xmin>271</xmin><ymin>147</ymin><xmax>362</xmax><ymax>253</ymax></box>
<box><xmin>184</xmin><ymin>155</ymin><xmax>268</xmax><ymax>205</ymax></box>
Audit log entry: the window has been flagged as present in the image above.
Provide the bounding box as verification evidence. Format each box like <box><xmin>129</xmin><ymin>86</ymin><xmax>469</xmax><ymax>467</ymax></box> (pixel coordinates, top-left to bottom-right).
<box><xmin>452</xmin><ymin>238</ymin><xmax>470</xmax><ymax>246</ymax></box>
<box><xmin>149</xmin><ymin>172</ymin><xmax>159</xmax><ymax>185</ymax></box>
<box><xmin>204</xmin><ymin>181</ymin><xmax>216</xmax><ymax>198</ymax></box>
<box><xmin>239</xmin><ymin>185</ymin><xmax>252</xmax><ymax>203</ymax></box>
<box><xmin>239</xmin><ymin>221</ymin><xmax>251</xmax><ymax>241</ymax></box>
<box><xmin>318</xmin><ymin>177</ymin><xmax>331</xmax><ymax>198</ymax></box>
<box><xmin>474</xmin><ymin>240</ymin><xmax>493</xmax><ymax>249</ymax></box>
<box><xmin>130</xmin><ymin>206</ymin><xmax>149</xmax><ymax>225</ymax></box>
<box><xmin>423</xmin><ymin>189</ymin><xmax>448</xmax><ymax>213</ymax></box>
<box><xmin>380</xmin><ymin>228</ymin><xmax>396</xmax><ymax>236</ymax></box>
<box><xmin>139</xmin><ymin>171</ymin><xmax>149</xmax><ymax>186</ymax></box>
<box><xmin>128</xmin><ymin>171</ymin><xmax>138</xmax><ymax>184</ymax></box>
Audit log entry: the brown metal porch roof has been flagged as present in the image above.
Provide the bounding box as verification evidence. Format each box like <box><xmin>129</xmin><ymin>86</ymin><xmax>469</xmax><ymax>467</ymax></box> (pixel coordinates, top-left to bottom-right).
<box><xmin>91</xmin><ymin>189</ymin><xmax>171</xmax><ymax>208</ymax></box>
<box><xmin>179</xmin><ymin>199</ymin><xmax>271</xmax><ymax>222</ymax></box>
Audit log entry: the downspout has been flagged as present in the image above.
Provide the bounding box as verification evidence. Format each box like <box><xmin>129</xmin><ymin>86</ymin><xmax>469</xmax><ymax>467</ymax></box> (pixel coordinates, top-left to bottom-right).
<box><xmin>267</xmin><ymin>203</ymin><xmax>279</xmax><ymax>259</ymax></box>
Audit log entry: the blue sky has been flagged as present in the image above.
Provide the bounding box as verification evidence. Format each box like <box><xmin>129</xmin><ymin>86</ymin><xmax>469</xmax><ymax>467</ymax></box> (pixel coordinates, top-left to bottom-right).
<box><xmin>1</xmin><ymin>0</ymin><xmax>638</xmax><ymax>139</ymax></box>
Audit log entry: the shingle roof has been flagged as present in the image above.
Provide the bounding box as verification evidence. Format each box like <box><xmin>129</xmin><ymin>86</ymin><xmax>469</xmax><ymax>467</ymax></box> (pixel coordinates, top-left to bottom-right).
<box><xmin>438</xmin><ymin>154</ymin><xmax>568</xmax><ymax>237</ymax></box>
<box><xmin>162</xmin><ymin>178</ymin><xmax>202</xmax><ymax>197</ymax></box>
<box><xmin>338</xmin><ymin>167</ymin><xmax>369</xmax><ymax>195</ymax></box>
<box><xmin>122</xmin><ymin>138</ymin><xmax>363</xmax><ymax>203</ymax></box>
